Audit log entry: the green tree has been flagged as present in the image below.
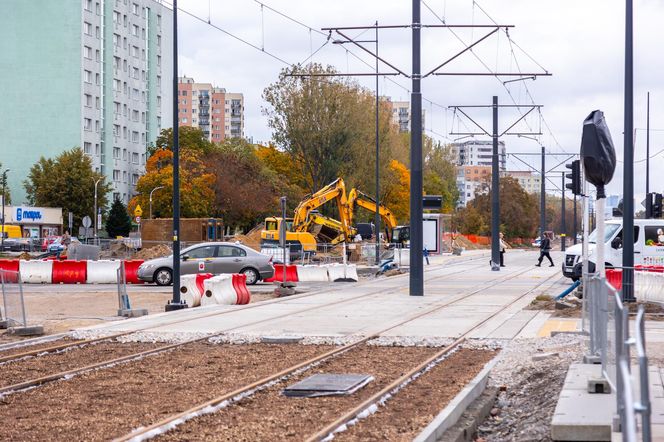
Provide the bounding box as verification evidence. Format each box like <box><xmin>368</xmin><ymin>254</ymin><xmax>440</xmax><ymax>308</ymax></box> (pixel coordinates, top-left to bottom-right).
<box><xmin>148</xmin><ymin>126</ymin><xmax>214</xmax><ymax>156</ymax></box>
<box><xmin>106</xmin><ymin>198</ymin><xmax>132</xmax><ymax>238</ymax></box>
<box><xmin>263</xmin><ymin>63</ymin><xmax>380</xmax><ymax>192</ymax></box>
<box><xmin>459</xmin><ymin>177</ymin><xmax>539</xmax><ymax>238</ymax></box>
<box><xmin>24</xmin><ymin>148</ymin><xmax>111</xmax><ymax>228</ymax></box>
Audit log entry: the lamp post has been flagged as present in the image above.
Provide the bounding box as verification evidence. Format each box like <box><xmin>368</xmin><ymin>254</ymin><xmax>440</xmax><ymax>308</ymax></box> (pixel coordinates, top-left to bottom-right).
<box><xmin>149</xmin><ymin>186</ymin><xmax>165</xmax><ymax>219</ymax></box>
<box><xmin>93</xmin><ymin>178</ymin><xmax>103</xmax><ymax>243</ymax></box>
<box><xmin>1</xmin><ymin>169</ymin><xmax>9</xmax><ymax>253</ymax></box>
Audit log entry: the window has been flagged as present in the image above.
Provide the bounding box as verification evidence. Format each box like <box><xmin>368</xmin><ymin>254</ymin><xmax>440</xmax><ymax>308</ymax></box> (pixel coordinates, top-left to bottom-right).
<box><xmin>132</xmin><ymin>110</ymin><xmax>139</xmax><ymax>121</ymax></box>
<box><xmin>85</xmin><ymin>0</ymin><xmax>92</xmax><ymax>11</ymax></box>
<box><xmin>113</xmin><ymin>33</ymin><xmax>120</xmax><ymax>47</ymax></box>
<box><xmin>186</xmin><ymin>246</ymin><xmax>216</xmax><ymax>259</ymax></box>
<box><xmin>132</xmin><ymin>131</ymin><xmax>139</xmax><ymax>142</ymax></box>
<box><xmin>157</xmin><ymin>35</ymin><xmax>161</xmax><ymax>47</ymax></box>
<box><xmin>141</xmin><ymin>28</ymin><xmax>146</xmax><ymax>40</ymax></box>
<box><xmin>141</xmin><ymin>112</ymin><xmax>145</xmax><ymax>123</ymax></box>
<box><xmin>113</xmin><ymin>79</ymin><xmax>121</xmax><ymax>91</ymax></box>
<box><xmin>84</xmin><ymin>94</ymin><xmax>92</xmax><ymax>107</ymax></box>
<box><xmin>113</xmin><ymin>101</ymin><xmax>120</xmax><ymax>113</ymax></box>
<box><xmin>95</xmin><ymin>120</ymin><xmax>100</xmax><ymax>132</ymax></box>
<box><xmin>132</xmin><ymin>2</ymin><xmax>139</xmax><ymax>14</ymax></box>
<box><xmin>84</xmin><ymin>118</ymin><xmax>92</xmax><ymax>131</ymax></box>
<box><xmin>132</xmin><ymin>67</ymin><xmax>139</xmax><ymax>78</ymax></box>
<box><xmin>96</xmin><ymin>2</ymin><xmax>100</xmax><ymax>14</ymax></box>
<box><xmin>131</xmin><ymin>45</ymin><xmax>139</xmax><ymax>57</ymax></box>
<box><xmin>84</xmin><ymin>21</ymin><xmax>92</xmax><ymax>35</ymax></box>
<box><xmin>132</xmin><ymin>88</ymin><xmax>139</xmax><ymax>100</ymax></box>
<box><xmin>95</xmin><ymin>26</ymin><xmax>100</xmax><ymax>39</ymax></box>
<box><xmin>123</xmin><ymin>59</ymin><xmax>127</xmax><ymax>71</ymax></box>
<box><xmin>84</xmin><ymin>142</ymin><xmax>92</xmax><ymax>154</ymax></box>
<box><xmin>156</xmin><ymin>75</ymin><xmax>161</xmax><ymax>87</ymax></box>
<box><xmin>95</xmin><ymin>73</ymin><xmax>100</xmax><ymax>85</ymax></box>
<box><xmin>192</xmin><ymin>109</ymin><xmax>197</xmax><ymax>114</ymax></box>
<box><xmin>132</xmin><ymin>24</ymin><xmax>139</xmax><ymax>36</ymax></box>
<box><xmin>644</xmin><ymin>226</ymin><xmax>663</xmax><ymax>247</ymax></box>
<box><xmin>182</xmin><ymin>99</ymin><xmax>187</xmax><ymax>105</ymax></box>
<box><xmin>113</xmin><ymin>170</ymin><xmax>121</xmax><ymax>181</ymax></box>
<box><xmin>84</xmin><ymin>70</ymin><xmax>92</xmax><ymax>83</ymax></box>
<box><xmin>132</xmin><ymin>152</ymin><xmax>139</xmax><ymax>164</ymax></box>
<box><xmin>181</xmin><ymin>117</ymin><xmax>188</xmax><ymax>123</ymax></box>
<box><xmin>157</xmin><ymin>14</ymin><xmax>162</xmax><ymax>27</ymax></box>
<box><xmin>95</xmin><ymin>96</ymin><xmax>100</xmax><ymax>108</ymax></box>
<box><xmin>218</xmin><ymin>246</ymin><xmax>246</xmax><ymax>258</ymax></box>
<box><xmin>141</xmin><ymin>49</ymin><xmax>146</xmax><ymax>60</ymax></box>
<box><xmin>113</xmin><ymin>124</ymin><xmax>120</xmax><ymax>136</ymax></box>
<box><xmin>113</xmin><ymin>147</ymin><xmax>120</xmax><ymax>158</ymax></box>
<box><xmin>122</xmin><ymin>148</ymin><xmax>127</xmax><ymax>160</ymax></box>
<box><xmin>157</xmin><ymin>55</ymin><xmax>161</xmax><ymax>67</ymax></box>
<box><xmin>132</xmin><ymin>174</ymin><xmax>139</xmax><ymax>185</ymax></box>
<box><xmin>83</xmin><ymin>46</ymin><xmax>92</xmax><ymax>59</ymax></box>
<box><xmin>123</xmin><ymin>171</ymin><xmax>127</xmax><ymax>182</ymax></box>
<box><xmin>95</xmin><ymin>49</ymin><xmax>100</xmax><ymax>62</ymax></box>
<box><xmin>113</xmin><ymin>11</ymin><xmax>120</xmax><ymax>23</ymax></box>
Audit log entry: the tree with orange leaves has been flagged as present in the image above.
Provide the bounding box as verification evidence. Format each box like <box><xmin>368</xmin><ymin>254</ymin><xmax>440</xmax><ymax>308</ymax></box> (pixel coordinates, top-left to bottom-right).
<box><xmin>128</xmin><ymin>148</ymin><xmax>214</xmax><ymax>218</ymax></box>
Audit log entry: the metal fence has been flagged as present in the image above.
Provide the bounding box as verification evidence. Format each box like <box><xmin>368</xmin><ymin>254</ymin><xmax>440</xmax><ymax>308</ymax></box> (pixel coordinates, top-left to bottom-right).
<box><xmin>0</xmin><ymin>269</ymin><xmax>27</xmax><ymax>328</ymax></box>
<box><xmin>586</xmin><ymin>274</ymin><xmax>652</xmax><ymax>441</ymax></box>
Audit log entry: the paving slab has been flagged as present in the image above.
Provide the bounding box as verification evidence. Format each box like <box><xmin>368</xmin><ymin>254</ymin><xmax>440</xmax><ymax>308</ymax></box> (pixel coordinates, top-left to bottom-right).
<box><xmin>78</xmin><ymin>251</ymin><xmax>563</xmax><ymax>341</ymax></box>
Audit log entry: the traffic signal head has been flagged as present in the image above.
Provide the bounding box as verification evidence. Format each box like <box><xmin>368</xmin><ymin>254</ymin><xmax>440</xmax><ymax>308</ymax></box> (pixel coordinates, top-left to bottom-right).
<box><xmin>565</xmin><ymin>160</ymin><xmax>581</xmax><ymax>195</ymax></box>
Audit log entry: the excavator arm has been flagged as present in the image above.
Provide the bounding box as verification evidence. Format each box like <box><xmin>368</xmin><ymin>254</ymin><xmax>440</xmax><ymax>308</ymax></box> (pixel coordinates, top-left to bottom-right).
<box><xmin>347</xmin><ymin>188</ymin><xmax>398</xmax><ymax>241</ymax></box>
<box><xmin>292</xmin><ymin>178</ymin><xmax>353</xmax><ymax>242</ymax></box>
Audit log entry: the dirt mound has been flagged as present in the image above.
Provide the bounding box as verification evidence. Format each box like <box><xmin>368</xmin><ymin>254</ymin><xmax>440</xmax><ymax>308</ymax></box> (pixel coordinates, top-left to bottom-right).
<box><xmin>232</xmin><ymin>224</ymin><xmax>263</xmax><ymax>251</ymax></box>
<box><xmin>17</xmin><ymin>252</ymin><xmax>34</xmax><ymax>260</ymax></box>
<box><xmin>134</xmin><ymin>244</ymin><xmax>172</xmax><ymax>260</ymax></box>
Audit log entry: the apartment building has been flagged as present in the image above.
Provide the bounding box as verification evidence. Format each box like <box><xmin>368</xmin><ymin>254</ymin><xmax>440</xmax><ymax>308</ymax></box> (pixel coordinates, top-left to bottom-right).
<box><xmin>178</xmin><ymin>77</ymin><xmax>245</xmax><ymax>141</ymax></box>
<box><xmin>382</xmin><ymin>99</ymin><xmax>426</xmax><ymax>133</ymax></box>
<box><xmin>456</xmin><ymin>165</ymin><xmax>492</xmax><ymax>207</ymax></box>
<box><xmin>0</xmin><ymin>0</ymin><xmax>172</xmax><ymax>205</ymax></box>
<box><xmin>450</xmin><ymin>140</ymin><xmax>506</xmax><ymax>171</ymax></box>
<box><xmin>503</xmin><ymin>170</ymin><xmax>542</xmax><ymax>194</ymax></box>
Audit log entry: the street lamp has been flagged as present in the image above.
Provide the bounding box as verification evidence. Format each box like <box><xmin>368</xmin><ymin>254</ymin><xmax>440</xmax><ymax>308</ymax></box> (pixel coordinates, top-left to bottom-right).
<box><xmin>1</xmin><ymin>169</ymin><xmax>9</xmax><ymax>253</ymax></box>
<box><xmin>93</xmin><ymin>177</ymin><xmax>103</xmax><ymax>243</ymax></box>
<box><xmin>149</xmin><ymin>186</ymin><xmax>165</xmax><ymax>219</ymax></box>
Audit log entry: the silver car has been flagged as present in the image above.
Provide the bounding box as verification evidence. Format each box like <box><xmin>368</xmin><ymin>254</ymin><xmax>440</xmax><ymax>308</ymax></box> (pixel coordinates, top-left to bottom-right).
<box><xmin>137</xmin><ymin>242</ymin><xmax>274</xmax><ymax>286</ymax></box>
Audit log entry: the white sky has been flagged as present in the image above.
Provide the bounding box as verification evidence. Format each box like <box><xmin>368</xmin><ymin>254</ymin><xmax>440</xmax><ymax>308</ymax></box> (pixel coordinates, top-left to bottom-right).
<box><xmin>175</xmin><ymin>0</ymin><xmax>664</xmax><ymax>202</ymax></box>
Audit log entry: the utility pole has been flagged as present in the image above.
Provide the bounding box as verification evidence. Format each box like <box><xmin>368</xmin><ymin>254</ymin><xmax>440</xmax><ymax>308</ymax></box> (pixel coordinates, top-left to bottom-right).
<box><xmin>410</xmin><ymin>0</ymin><xmax>423</xmax><ymax>295</ymax></box>
<box><xmin>490</xmin><ymin>96</ymin><xmax>500</xmax><ymax>270</ymax></box>
<box><xmin>541</xmin><ymin>145</ymin><xmax>546</xmax><ymax>239</ymax></box>
<box><xmin>374</xmin><ymin>21</ymin><xmax>381</xmax><ymax>266</ymax></box>
<box><xmin>166</xmin><ymin>0</ymin><xmax>186</xmax><ymax>311</ymax></box>
<box><xmin>0</xmin><ymin>169</ymin><xmax>8</xmax><ymax>253</ymax></box>
<box><xmin>646</xmin><ymin>91</ymin><xmax>650</xmax><ymax>195</ymax></box>
<box><xmin>623</xmin><ymin>0</ymin><xmax>635</xmax><ymax>303</ymax></box>
<box><xmin>561</xmin><ymin>172</ymin><xmax>566</xmax><ymax>252</ymax></box>
<box><xmin>573</xmin><ymin>193</ymin><xmax>578</xmax><ymax>244</ymax></box>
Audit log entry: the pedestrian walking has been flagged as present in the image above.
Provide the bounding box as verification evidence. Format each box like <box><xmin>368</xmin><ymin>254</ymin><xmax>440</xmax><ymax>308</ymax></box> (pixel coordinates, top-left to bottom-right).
<box><xmin>499</xmin><ymin>232</ymin><xmax>507</xmax><ymax>267</ymax></box>
<box><xmin>536</xmin><ymin>232</ymin><xmax>555</xmax><ymax>267</ymax></box>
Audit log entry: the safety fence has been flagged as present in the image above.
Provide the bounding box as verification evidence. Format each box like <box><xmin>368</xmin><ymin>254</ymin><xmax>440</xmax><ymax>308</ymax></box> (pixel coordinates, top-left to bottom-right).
<box><xmin>586</xmin><ymin>275</ymin><xmax>652</xmax><ymax>441</ymax></box>
<box><xmin>0</xmin><ymin>259</ymin><xmax>144</xmax><ymax>284</ymax></box>
<box><xmin>0</xmin><ymin>268</ymin><xmax>27</xmax><ymax>328</ymax></box>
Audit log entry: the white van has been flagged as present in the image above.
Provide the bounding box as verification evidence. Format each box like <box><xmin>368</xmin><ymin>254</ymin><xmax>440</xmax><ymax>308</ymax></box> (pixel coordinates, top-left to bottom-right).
<box><xmin>562</xmin><ymin>219</ymin><xmax>664</xmax><ymax>280</ymax></box>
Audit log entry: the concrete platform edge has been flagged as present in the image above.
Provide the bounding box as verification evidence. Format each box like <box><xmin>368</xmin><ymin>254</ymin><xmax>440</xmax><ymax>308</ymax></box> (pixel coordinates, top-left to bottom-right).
<box><xmin>413</xmin><ymin>353</ymin><xmax>501</xmax><ymax>442</ymax></box>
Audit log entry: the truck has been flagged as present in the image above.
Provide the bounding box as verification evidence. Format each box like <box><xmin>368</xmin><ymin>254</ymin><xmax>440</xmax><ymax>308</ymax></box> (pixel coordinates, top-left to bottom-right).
<box><xmin>562</xmin><ymin>218</ymin><xmax>664</xmax><ymax>280</ymax></box>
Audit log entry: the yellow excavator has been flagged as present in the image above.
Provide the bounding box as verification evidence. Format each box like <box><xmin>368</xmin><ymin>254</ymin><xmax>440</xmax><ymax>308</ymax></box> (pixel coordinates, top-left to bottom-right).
<box><xmin>260</xmin><ymin>178</ymin><xmax>396</xmax><ymax>254</ymax></box>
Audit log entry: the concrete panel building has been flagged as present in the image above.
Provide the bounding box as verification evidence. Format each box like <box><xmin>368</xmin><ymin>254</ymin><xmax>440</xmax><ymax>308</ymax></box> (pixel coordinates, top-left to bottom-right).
<box><xmin>450</xmin><ymin>140</ymin><xmax>506</xmax><ymax>171</ymax></box>
<box><xmin>0</xmin><ymin>0</ymin><xmax>172</xmax><ymax>205</ymax></box>
<box><xmin>456</xmin><ymin>165</ymin><xmax>492</xmax><ymax>207</ymax></box>
<box><xmin>503</xmin><ymin>170</ymin><xmax>542</xmax><ymax>194</ymax></box>
<box><xmin>178</xmin><ymin>77</ymin><xmax>245</xmax><ymax>141</ymax></box>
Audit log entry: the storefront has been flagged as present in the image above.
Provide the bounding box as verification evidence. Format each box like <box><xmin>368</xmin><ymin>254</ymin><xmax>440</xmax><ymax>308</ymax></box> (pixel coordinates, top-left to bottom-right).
<box><xmin>2</xmin><ymin>206</ymin><xmax>63</xmax><ymax>238</ymax></box>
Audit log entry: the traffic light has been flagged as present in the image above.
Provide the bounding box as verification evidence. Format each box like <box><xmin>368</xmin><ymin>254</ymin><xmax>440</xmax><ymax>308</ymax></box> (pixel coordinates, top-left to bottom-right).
<box><xmin>565</xmin><ymin>160</ymin><xmax>581</xmax><ymax>195</ymax></box>
<box><xmin>654</xmin><ymin>193</ymin><xmax>663</xmax><ymax>218</ymax></box>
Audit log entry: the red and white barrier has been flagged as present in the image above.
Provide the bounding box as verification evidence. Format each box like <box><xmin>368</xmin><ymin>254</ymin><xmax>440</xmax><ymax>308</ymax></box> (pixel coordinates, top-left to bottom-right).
<box><xmin>201</xmin><ymin>273</ymin><xmax>251</xmax><ymax>306</ymax></box>
<box><xmin>20</xmin><ymin>260</ymin><xmax>53</xmax><ymax>284</ymax></box>
<box><xmin>201</xmin><ymin>275</ymin><xmax>237</xmax><ymax>306</ymax></box>
<box><xmin>86</xmin><ymin>260</ymin><xmax>121</xmax><ymax>284</ymax></box>
<box><xmin>0</xmin><ymin>259</ymin><xmax>20</xmax><ymax>283</ymax></box>
<box><xmin>295</xmin><ymin>265</ymin><xmax>329</xmax><ymax>282</ymax></box>
<box><xmin>264</xmin><ymin>264</ymin><xmax>299</xmax><ymax>282</ymax></box>
<box><xmin>180</xmin><ymin>273</ymin><xmax>214</xmax><ymax>307</ymax></box>
<box><xmin>52</xmin><ymin>260</ymin><xmax>87</xmax><ymax>284</ymax></box>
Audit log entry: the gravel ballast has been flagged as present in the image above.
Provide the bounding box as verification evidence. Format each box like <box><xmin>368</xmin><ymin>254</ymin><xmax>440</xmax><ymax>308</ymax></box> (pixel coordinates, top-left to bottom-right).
<box><xmin>154</xmin><ymin>347</ymin><xmax>494</xmax><ymax>441</ymax></box>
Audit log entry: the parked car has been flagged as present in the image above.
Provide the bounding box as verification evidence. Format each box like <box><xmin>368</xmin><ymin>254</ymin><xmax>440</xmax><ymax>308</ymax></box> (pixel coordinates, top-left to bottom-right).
<box><xmin>2</xmin><ymin>237</ymin><xmax>41</xmax><ymax>252</ymax></box>
<box><xmin>137</xmin><ymin>242</ymin><xmax>275</xmax><ymax>286</ymax></box>
<box><xmin>42</xmin><ymin>236</ymin><xmax>60</xmax><ymax>252</ymax></box>
<box><xmin>47</xmin><ymin>237</ymin><xmax>80</xmax><ymax>253</ymax></box>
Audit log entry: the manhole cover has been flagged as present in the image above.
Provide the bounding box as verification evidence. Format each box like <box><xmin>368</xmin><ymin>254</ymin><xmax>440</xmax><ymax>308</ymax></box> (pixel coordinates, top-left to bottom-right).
<box><xmin>283</xmin><ymin>373</ymin><xmax>374</xmax><ymax>397</ymax></box>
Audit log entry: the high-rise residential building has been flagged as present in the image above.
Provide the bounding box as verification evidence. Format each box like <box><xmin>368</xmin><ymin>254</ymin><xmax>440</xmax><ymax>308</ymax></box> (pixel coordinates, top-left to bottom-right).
<box><xmin>382</xmin><ymin>98</ymin><xmax>425</xmax><ymax>133</ymax></box>
<box><xmin>450</xmin><ymin>141</ymin><xmax>507</xmax><ymax>171</ymax></box>
<box><xmin>178</xmin><ymin>77</ymin><xmax>245</xmax><ymax>141</ymax></box>
<box><xmin>0</xmin><ymin>0</ymin><xmax>173</xmax><ymax>205</ymax></box>
<box><xmin>503</xmin><ymin>170</ymin><xmax>542</xmax><ymax>194</ymax></box>
<box><xmin>456</xmin><ymin>165</ymin><xmax>492</xmax><ymax>207</ymax></box>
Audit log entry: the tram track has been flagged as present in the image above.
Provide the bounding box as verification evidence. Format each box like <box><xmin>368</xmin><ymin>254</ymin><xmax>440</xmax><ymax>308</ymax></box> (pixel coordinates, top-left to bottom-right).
<box><xmin>112</xmin><ymin>264</ymin><xmax>560</xmax><ymax>442</ymax></box>
<box><xmin>0</xmin><ymin>257</ymin><xmax>492</xmax><ymax>395</ymax></box>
